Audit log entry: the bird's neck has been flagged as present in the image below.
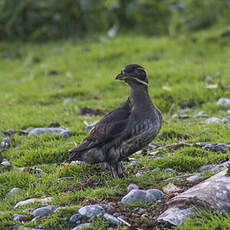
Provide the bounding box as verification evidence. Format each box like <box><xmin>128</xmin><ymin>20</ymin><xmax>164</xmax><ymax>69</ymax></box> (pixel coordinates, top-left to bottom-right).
<box><xmin>129</xmin><ymin>86</ymin><xmax>151</xmax><ymax>106</ymax></box>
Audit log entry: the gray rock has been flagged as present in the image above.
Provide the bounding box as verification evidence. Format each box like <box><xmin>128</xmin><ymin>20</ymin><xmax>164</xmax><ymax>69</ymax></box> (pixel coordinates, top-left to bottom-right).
<box><xmin>172</xmin><ymin>114</ymin><xmax>179</xmax><ymax>119</ymax></box>
<box><xmin>28</xmin><ymin>128</ymin><xmax>72</xmax><ymax>137</ymax></box>
<box><xmin>203</xmin><ymin>143</ymin><xmax>228</xmax><ymax>153</ymax></box>
<box><xmin>186</xmin><ymin>174</ymin><xmax>203</xmax><ymax>182</ymax></box>
<box><xmin>192</xmin><ymin>111</ymin><xmax>208</xmax><ymax>119</ymax></box>
<box><xmin>98</xmin><ymin>203</ymin><xmax>114</xmax><ymax>211</ymax></box>
<box><xmin>72</xmin><ymin>223</ymin><xmax>90</xmax><ymax>230</ymax></box>
<box><xmin>135</xmin><ymin>172</ymin><xmax>144</xmax><ymax>177</ymax></box>
<box><xmin>205</xmin><ymin>117</ymin><xmax>223</xmax><ymax>124</ymax></box>
<box><xmin>147</xmin><ymin>189</ymin><xmax>165</xmax><ymax>200</ymax></box>
<box><xmin>103</xmin><ymin>213</ymin><xmax>121</xmax><ymax>225</ymax></box>
<box><xmin>4</xmin><ymin>129</ymin><xmax>15</xmax><ymax>135</ymax></box>
<box><xmin>13</xmin><ymin>214</ymin><xmax>27</xmax><ymax>221</ymax></box>
<box><xmin>7</xmin><ymin>187</ymin><xmax>21</xmax><ymax>196</ymax></box>
<box><xmin>199</xmin><ymin>164</ymin><xmax>214</xmax><ymax>172</ymax></box>
<box><xmin>32</xmin><ymin>205</ymin><xmax>57</xmax><ymax>217</ymax></box>
<box><xmin>15</xmin><ymin>197</ymin><xmax>53</xmax><ymax>209</ymax></box>
<box><xmin>217</xmin><ymin>98</ymin><xmax>230</xmax><ymax>107</ymax></box>
<box><xmin>79</xmin><ymin>204</ymin><xmax>104</xmax><ymax>218</ymax></box>
<box><xmin>137</xmin><ymin>208</ymin><xmax>146</xmax><ymax>214</ymax></box>
<box><xmin>165</xmin><ymin>168</ymin><xmax>175</xmax><ymax>174</ymax></box>
<box><xmin>64</xmin><ymin>98</ymin><xmax>76</xmax><ymax>105</ymax></box>
<box><xmin>127</xmin><ymin>183</ymin><xmax>139</xmax><ymax>192</ymax></box>
<box><xmin>1</xmin><ymin>160</ymin><xmax>11</xmax><ymax>169</ymax></box>
<box><xmin>0</xmin><ymin>137</ymin><xmax>10</xmax><ymax>148</ymax></box>
<box><xmin>121</xmin><ymin>189</ymin><xmax>164</xmax><ymax>204</ymax></box>
<box><xmin>70</xmin><ymin>214</ymin><xmax>82</xmax><ymax>223</ymax></box>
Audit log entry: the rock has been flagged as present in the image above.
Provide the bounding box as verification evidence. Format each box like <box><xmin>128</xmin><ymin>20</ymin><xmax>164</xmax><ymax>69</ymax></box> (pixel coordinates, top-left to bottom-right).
<box><xmin>158</xmin><ymin>169</ymin><xmax>230</xmax><ymax>225</ymax></box>
<box><xmin>0</xmin><ymin>137</ymin><xmax>10</xmax><ymax>148</ymax></box>
<box><xmin>222</xmin><ymin>118</ymin><xmax>229</xmax><ymax>123</ymax></box>
<box><xmin>127</xmin><ymin>183</ymin><xmax>139</xmax><ymax>192</ymax></box>
<box><xmin>147</xmin><ymin>189</ymin><xmax>165</xmax><ymax>200</ymax></box>
<box><xmin>121</xmin><ymin>189</ymin><xmax>164</xmax><ymax>204</ymax></box>
<box><xmin>186</xmin><ymin>174</ymin><xmax>203</xmax><ymax>182</ymax></box>
<box><xmin>15</xmin><ymin>197</ymin><xmax>53</xmax><ymax>209</ymax></box>
<box><xmin>192</xmin><ymin>111</ymin><xmax>208</xmax><ymax>119</ymax></box>
<box><xmin>202</xmin><ymin>143</ymin><xmax>228</xmax><ymax>153</ymax></box>
<box><xmin>78</xmin><ymin>204</ymin><xmax>104</xmax><ymax>218</ymax></box>
<box><xmin>103</xmin><ymin>213</ymin><xmax>121</xmax><ymax>225</ymax></box>
<box><xmin>98</xmin><ymin>203</ymin><xmax>114</xmax><ymax>211</ymax></box>
<box><xmin>199</xmin><ymin>164</ymin><xmax>213</xmax><ymax>172</ymax></box>
<box><xmin>1</xmin><ymin>160</ymin><xmax>12</xmax><ymax>169</ymax></box>
<box><xmin>70</xmin><ymin>214</ymin><xmax>82</xmax><ymax>223</ymax></box>
<box><xmin>32</xmin><ymin>205</ymin><xmax>57</xmax><ymax>217</ymax></box>
<box><xmin>72</xmin><ymin>223</ymin><xmax>90</xmax><ymax>230</ymax></box>
<box><xmin>137</xmin><ymin>208</ymin><xmax>146</xmax><ymax>214</ymax></box>
<box><xmin>7</xmin><ymin>187</ymin><xmax>21</xmax><ymax>196</ymax></box>
<box><xmin>135</xmin><ymin>172</ymin><xmax>144</xmax><ymax>177</ymax></box>
<box><xmin>4</xmin><ymin>129</ymin><xmax>15</xmax><ymax>135</ymax></box>
<box><xmin>165</xmin><ymin>168</ymin><xmax>175</xmax><ymax>174</ymax></box>
<box><xmin>13</xmin><ymin>214</ymin><xmax>27</xmax><ymax>221</ymax></box>
<box><xmin>28</xmin><ymin>128</ymin><xmax>72</xmax><ymax>137</ymax></box>
<box><xmin>162</xmin><ymin>183</ymin><xmax>181</xmax><ymax>194</ymax></box>
<box><xmin>172</xmin><ymin>114</ymin><xmax>179</xmax><ymax>119</ymax></box>
<box><xmin>63</xmin><ymin>98</ymin><xmax>76</xmax><ymax>105</ymax></box>
<box><xmin>217</xmin><ymin>98</ymin><xmax>230</xmax><ymax>107</ymax></box>
<box><xmin>205</xmin><ymin>117</ymin><xmax>223</xmax><ymax>124</ymax></box>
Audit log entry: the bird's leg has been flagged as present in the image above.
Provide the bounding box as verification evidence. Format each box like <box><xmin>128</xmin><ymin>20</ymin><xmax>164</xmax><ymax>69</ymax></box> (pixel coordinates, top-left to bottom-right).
<box><xmin>102</xmin><ymin>162</ymin><xmax>111</xmax><ymax>170</ymax></box>
<box><xmin>110</xmin><ymin>162</ymin><xmax>123</xmax><ymax>178</ymax></box>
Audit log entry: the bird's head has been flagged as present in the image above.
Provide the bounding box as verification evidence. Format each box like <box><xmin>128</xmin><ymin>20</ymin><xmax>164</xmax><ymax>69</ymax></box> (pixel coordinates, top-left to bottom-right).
<box><xmin>116</xmin><ymin>64</ymin><xmax>148</xmax><ymax>88</ymax></box>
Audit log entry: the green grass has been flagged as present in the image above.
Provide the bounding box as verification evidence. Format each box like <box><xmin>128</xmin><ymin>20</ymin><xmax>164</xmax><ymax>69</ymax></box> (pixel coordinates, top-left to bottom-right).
<box><xmin>1</xmin><ymin>27</ymin><xmax>230</xmax><ymax>229</ymax></box>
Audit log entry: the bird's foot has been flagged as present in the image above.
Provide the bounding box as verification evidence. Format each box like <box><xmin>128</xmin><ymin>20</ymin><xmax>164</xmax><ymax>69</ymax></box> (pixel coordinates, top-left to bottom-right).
<box><xmin>110</xmin><ymin>162</ymin><xmax>123</xmax><ymax>178</ymax></box>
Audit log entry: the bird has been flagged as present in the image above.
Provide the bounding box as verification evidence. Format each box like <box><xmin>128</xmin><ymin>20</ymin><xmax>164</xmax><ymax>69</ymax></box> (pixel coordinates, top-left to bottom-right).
<box><xmin>69</xmin><ymin>64</ymin><xmax>162</xmax><ymax>178</ymax></box>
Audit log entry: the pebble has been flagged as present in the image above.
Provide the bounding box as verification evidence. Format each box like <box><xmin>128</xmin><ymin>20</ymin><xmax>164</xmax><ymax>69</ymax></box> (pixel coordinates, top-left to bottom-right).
<box><xmin>192</xmin><ymin>111</ymin><xmax>208</xmax><ymax>119</ymax></box>
<box><xmin>202</xmin><ymin>143</ymin><xmax>229</xmax><ymax>153</ymax></box>
<box><xmin>63</xmin><ymin>98</ymin><xmax>76</xmax><ymax>105</ymax></box>
<box><xmin>98</xmin><ymin>203</ymin><xmax>114</xmax><ymax>211</ymax></box>
<box><xmin>7</xmin><ymin>187</ymin><xmax>21</xmax><ymax>196</ymax></box>
<box><xmin>135</xmin><ymin>172</ymin><xmax>144</xmax><ymax>177</ymax></box>
<box><xmin>13</xmin><ymin>214</ymin><xmax>27</xmax><ymax>221</ymax></box>
<box><xmin>15</xmin><ymin>197</ymin><xmax>53</xmax><ymax>209</ymax></box>
<box><xmin>137</xmin><ymin>208</ymin><xmax>146</xmax><ymax>214</ymax></box>
<box><xmin>121</xmin><ymin>189</ymin><xmax>164</xmax><ymax>204</ymax></box>
<box><xmin>70</xmin><ymin>214</ymin><xmax>82</xmax><ymax>223</ymax></box>
<box><xmin>205</xmin><ymin>117</ymin><xmax>223</xmax><ymax>124</ymax></box>
<box><xmin>186</xmin><ymin>174</ymin><xmax>203</xmax><ymax>182</ymax></box>
<box><xmin>103</xmin><ymin>213</ymin><xmax>121</xmax><ymax>225</ymax></box>
<box><xmin>28</xmin><ymin>128</ymin><xmax>72</xmax><ymax>137</ymax></box>
<box><xmin>1</xmin><ymin>160</ymin><xmax>12</xmax><ymax>169</ymax></box>
<box><xmin>127</xmin><ymin>183</ymin><xmax>139</xmax><ymax>192</ymax></box>
<box><xmin>217</xmin><ymin>98</ymin><xmax>230</xmax><ymax>107</ymax></box>
<box><xmin>78</xmin><ymin>204</ymin><xmax>105</xmax><ymax>218</ymax></box>
<box><xmin>0</xmin><ymin>137</ymin><xmax>10</xmax><ymax>148</ymax></box>
<box><xmin>32</xmin><ymin>205</ymin><xmax>57</xmax><ymax>217</ymax></box>
<box><xmin>72</xmin><ymin>223</ymin><xmax>90</xmax><ymax>230</ymax></box>
<box><xmin>165</xmin><ymin>168</ymin><xmax>175</xmax><ymax>174</ymax></box>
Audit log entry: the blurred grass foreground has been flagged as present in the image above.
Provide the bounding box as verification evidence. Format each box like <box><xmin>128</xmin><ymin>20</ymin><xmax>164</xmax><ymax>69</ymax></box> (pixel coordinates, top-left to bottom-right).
<box><xmin>1</xmin><ymin>0</ymin><xmax>230</xmax><ymax>41</ymax></box>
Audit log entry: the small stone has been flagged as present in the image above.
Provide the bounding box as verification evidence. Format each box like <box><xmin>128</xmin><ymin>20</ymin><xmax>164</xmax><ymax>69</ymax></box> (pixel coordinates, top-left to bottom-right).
<box><xmin>72</xmin><ymin>223</ymin><xmax>90</xmax><ymax>230</ymax></box>
<box><xmin>121</xmin><ymin>189</ymin><xmax>164</xmax><ymax>204</ymax></box>
<box><xmin>199</xmin><ymin>164</ymin><xmax>213</xmax><ymax>172</ymax></box>
<box><xmin>70</xmin><ymin>214</ymin><xmax>82</xmax><ymax>223</ymax></box>
<box><xmin>103</xmin><ymin>213</ymin><xmax>121</xmax><ymax>225</ymax></box>
<box><xmin>1</xmin><ymin>137</ymin><xmax>10</xmax><ymax>148</ymax></box>
<box><xmin>78</xmin><ymin>204</ymin><xmax>104</xmax><ymax>218</ymax></box>
<box><xmin>137</xmin><ymin>208</ymin><xmax>146</xmax><ymax>214</ymax></box>
<box><xmin>186</xmin><ymin>174</ymin><xmax>203</xmax><ymax>182</ymax></box>
<box><xmin>7</xmin><ymin>187</ymin><xmax>21</xmax><ymax>196</ymax></box>
<box><xmin>13</xmin><ymin>214</ymin><xmax>27</xmax><ymax>221</ymax></box>
<box><xmin>15</xmin><ymin>197</ymin><xmax>53</xmax><ymax>209</ymax></box>
<box><xmin>1</xmin><ymin>160</ymin><xmax>11</xmax><ymax>169</ymax></box>
<box><xmin>217</xmin><ymin>98</ymin><xmax>230</xmax><ymax>107</ymax></box>
<box><xmin>165</xmin><ymin>168</ymin><xmax>175</xmax><ymax>174</ymax></box>
<box><xmin>135</xmin><ymin>172</ymin><xmax>144</xmax><ymax>177</ymax></box>
<box><xmin>98</xmin><ymin>203</ymin><xmax>114</xmax><ymax>211</ymax></box>
<box><xmin>203</xmin><ymin>143</ymin><xmax>227</xmax><ymax>153</ymax></box>
<box><xmin>192</xmin><ymin>111</ymin><xmax>208</xmax><ymax>119</ymax></box>
<box><xmin>162</xmin><ymin>183</ymin><xmax>181</xmax><ymax>194</ymax></box>
<box><xmin>32</xmin><ymin>205</ymin><xmax>57</xmax><ymax>217</ymax></box>
<box><xmin>28</xmin><ymin>128</ymin><xmax>72</xmax><ymax>137</ymax></box>
<box><xmin>172</xmin><ymin>114</ymin><xmax>179</xmax><ymax>119</ymax></box>
<box><xmin>127</xmin><ymin>183</ymin><xmax>139</xmax><ymax>192</ymax></box>
<box><xmin>63</xmin><ymin>98</ymin><xmax>76</xmax><ymax>105</ymax></box>
<box><xmin>205</xmin><ymin>117</ymin><xmax>223</xmax><ymax>124</ymax></box>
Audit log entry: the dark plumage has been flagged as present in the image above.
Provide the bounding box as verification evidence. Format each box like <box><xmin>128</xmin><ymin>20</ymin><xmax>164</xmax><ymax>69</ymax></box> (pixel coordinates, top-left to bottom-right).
<box><xmin>69</xmin><ymin>64</ymin><xmax>162</xmax><ymax>177</ymax></box>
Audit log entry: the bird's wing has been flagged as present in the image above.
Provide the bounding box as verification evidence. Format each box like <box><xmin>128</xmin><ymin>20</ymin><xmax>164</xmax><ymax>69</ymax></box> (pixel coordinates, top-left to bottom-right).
<box><xmin>69</xmin><ymin>100</ymin><xmax>131</xmax><ymax>159</ymax></box>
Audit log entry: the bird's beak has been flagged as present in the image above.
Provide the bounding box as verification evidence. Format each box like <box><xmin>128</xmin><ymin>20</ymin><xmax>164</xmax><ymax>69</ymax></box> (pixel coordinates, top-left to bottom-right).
<box><xmin>116</xmin><ymin>73</ymin><xmax>127</xmax><ymax>81</ymax></box>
